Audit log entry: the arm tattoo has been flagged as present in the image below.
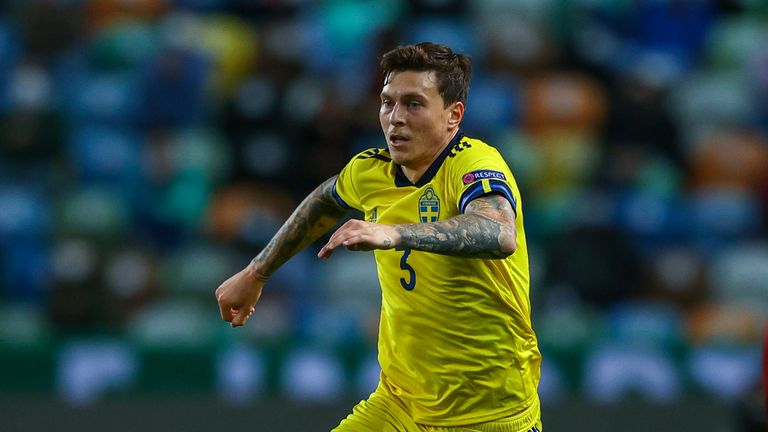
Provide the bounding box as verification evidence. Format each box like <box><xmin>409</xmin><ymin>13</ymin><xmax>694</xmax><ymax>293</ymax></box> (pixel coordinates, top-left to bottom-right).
<box><xmin>252</xmin><ymin>176</ymin><xmax>348</xmax><ymax>275</ymax></box>
<box><xmin>394</xmin><ymin>194</ymin><xmax>516</xmax><ymax>259</ymax></box>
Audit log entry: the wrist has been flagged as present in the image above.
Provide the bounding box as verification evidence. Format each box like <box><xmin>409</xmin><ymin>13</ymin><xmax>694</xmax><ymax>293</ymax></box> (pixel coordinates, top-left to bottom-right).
<box><xmin>246</xmin><ymin>259</ymin><xmax>270</xmax><ymax>282</ymax></box>
<box><xmin>390</xmin><ymin>225</ymin><xmax>405</xmax><ymax>248</ymax></box>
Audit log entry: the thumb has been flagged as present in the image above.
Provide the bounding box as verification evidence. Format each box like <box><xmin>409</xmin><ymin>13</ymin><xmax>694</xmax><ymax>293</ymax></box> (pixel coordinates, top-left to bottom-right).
<box><xmin>231</xmin><ymin>305</ymin><xmax>252</xmax><ymax>328</ymax></box>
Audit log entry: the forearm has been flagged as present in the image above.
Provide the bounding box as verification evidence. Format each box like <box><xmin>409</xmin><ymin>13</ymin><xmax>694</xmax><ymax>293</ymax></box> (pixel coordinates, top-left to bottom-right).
<box><xmin>250</xmin><ymin>176</ymin><xmax>348</xmax><ymax>276</ymax></box>
<box><xmin>394</xmin><ymin>213</ymin><xmax>516</xmax><ymax>259</ymax></box>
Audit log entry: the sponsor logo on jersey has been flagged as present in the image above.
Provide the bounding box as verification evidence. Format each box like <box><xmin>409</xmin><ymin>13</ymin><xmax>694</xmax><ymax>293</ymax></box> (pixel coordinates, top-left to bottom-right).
<box><xmin>462</xmin><ymin>170</ymin><xmax>506</xmax><ymax>184</ymax></box>
<box><xmin>418</xmin><ymin>187</ymin><xmax>440</xmax><ymax>223</ymax></box>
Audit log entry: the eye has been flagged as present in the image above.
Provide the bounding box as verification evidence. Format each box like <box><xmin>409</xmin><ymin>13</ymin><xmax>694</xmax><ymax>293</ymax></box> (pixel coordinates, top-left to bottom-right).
<box><xmin>407</xmin><ymin>101</ymin><xmax>421</xmax><ymax>108</ymax></box>
<box><xmin>381</xmin><ymin>99</ymin><xmax>393</xmax><ymax>107</ymax></box>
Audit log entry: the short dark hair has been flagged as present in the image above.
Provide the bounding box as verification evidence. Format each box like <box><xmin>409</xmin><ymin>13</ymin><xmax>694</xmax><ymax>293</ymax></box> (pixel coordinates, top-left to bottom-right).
<box><xmin>379</xmin><ymin>42</ymin><xmax>472</xmax><ymax>107</ymax></box>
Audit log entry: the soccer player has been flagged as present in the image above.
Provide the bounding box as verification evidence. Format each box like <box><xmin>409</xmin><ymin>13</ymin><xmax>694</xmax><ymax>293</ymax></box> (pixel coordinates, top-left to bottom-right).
<box><xmin>215</xmin><ymin>42</ymin><xmax>542</xmax><ymax>432</ymax></box>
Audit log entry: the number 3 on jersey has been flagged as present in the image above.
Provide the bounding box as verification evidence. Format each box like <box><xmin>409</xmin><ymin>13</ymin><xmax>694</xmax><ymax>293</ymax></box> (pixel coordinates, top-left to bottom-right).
<box><xmin>395</xmin><ymin>247</ymin><xmax>416</xmax><ymax>290</ymax></box>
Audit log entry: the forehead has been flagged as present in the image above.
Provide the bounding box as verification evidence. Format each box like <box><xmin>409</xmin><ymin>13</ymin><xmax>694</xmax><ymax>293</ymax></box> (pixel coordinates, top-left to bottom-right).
<box><xmin>382</xmin><ymin>70</ymin><xmax>440</xmax><ymax>97</ymax></box>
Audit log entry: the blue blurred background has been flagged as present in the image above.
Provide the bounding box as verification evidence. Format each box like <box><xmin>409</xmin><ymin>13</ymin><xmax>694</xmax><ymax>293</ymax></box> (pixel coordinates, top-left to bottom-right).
<box><xmin>0</xmin><ymin>0</ymin><xmax>766</xmax><ymax>431</ymax></box>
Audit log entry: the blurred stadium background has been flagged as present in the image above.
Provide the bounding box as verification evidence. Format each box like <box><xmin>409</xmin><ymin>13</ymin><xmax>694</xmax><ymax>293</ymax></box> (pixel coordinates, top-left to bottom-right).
<box><xmin>0</xmin><ymin>0</ymin><xmax>767</xmax><ymax>431</ymax></box>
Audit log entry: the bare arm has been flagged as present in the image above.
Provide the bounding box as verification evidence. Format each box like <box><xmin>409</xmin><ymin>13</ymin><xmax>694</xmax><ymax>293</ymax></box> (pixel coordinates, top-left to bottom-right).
<box><xmin>395</xmin><ymin>193</ymin><xmax>517</xmax><ymax>258</ymax></box>
<box><xmin>251</xmin><ymin>175</ymin><xmax>349</xmax><ymax>276</ymax></box>
<box><xmin>318</xmin><ymin>193</ymin><xmax>517</xmax><ymax>260</ymax></box>
<box><xmin>216</xmin><ymin>176</ymin><xmax>348</xmax><ymax>327</ymax></box>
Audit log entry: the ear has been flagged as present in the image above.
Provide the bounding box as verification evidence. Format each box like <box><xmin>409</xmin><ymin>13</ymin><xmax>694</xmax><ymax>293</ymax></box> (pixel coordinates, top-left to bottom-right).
<box><xmin>447</xmin><ymin>101</ymin><xmax>464</xmax><ymax>130</ymax></box>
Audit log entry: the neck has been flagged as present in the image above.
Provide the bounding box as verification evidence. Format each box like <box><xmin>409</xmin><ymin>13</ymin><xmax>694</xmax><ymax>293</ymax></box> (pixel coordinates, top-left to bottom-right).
<box><xmin>401</xmin><ymin>128</ymin><xmax>460</xmax><ymax>184</ymax></box>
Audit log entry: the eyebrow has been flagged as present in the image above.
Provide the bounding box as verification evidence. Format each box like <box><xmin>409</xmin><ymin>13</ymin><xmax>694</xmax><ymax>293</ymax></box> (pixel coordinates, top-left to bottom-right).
<box><xmin>380</xmin><ymin>91</ymin><xmax>428</xmax><ymax>100</ymax></box>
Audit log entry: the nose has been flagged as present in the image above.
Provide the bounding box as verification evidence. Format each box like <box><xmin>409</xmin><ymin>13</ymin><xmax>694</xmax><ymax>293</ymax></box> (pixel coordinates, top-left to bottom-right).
<box><xmin>389</xmin><ymin>103</ymin><xmax>406</xmax><ymax>126</ymax></box>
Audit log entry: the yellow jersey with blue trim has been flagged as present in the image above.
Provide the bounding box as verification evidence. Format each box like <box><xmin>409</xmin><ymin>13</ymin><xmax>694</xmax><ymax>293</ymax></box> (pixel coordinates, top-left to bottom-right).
<box><xmin>332</xmin><ymin>132</ymin><xmax>540</xmax><ymax>426</ymax></box>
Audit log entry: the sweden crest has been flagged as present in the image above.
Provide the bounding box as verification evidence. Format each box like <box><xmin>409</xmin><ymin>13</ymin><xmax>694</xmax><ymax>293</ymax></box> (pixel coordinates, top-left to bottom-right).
<box><xmin>418</xmin><ymin>187</ymin><xmax>440</xmax><ymax>223</ymax></box>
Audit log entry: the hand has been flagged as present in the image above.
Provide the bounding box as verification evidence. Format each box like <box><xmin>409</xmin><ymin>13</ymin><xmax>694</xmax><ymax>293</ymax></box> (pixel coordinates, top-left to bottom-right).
<box><xmin>215</xmin><ymin>266</ymin><xmax>268</xmax><ymax>327</ymax></box>
<box><xmin>317</xmin><ymin>219</ymin><xmax>399</xmax><ymax>259</ymax></box>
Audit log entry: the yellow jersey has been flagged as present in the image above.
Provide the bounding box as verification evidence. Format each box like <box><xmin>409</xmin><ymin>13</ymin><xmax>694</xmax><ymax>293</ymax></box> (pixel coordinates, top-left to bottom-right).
<box><xmin>333</xmin><ymin>132</ymin><xmax>541</xmax><ymax>426</ymax></box>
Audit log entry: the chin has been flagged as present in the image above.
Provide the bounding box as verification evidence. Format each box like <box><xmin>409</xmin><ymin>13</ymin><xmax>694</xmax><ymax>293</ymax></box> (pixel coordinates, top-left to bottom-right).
<box><xmin>386</xmin><ymin>146</ymin><xmax>403</xmax><ymax>161</ymax></box>
<box><xmin>388</xmin><ymin>150</ymin><xmax>409</xmax><ymax>166</ymax></box>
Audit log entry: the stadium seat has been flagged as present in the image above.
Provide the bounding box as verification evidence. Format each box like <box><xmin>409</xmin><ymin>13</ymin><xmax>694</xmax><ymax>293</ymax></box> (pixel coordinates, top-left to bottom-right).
<box><xmin>710</xmin><ymin>243</ymin><xmax>768</xmax><ymax>317</ymax></box>
<box><xmin>584</xmin><ymin>344</ymin><xmax>682</xmax><ymax>403</ymax></box>
<box><xmin>688</xmin><ymin>345</ymin><xmax>761</xmax><ymax>401</ymax></box>
<box><xmin>57</xmin><ymin>339</ymin><xmax>138</xmax><ymax>405</ymax></box>
<box><xmin>281</xmin><ymin>348</ymin><xmax>346</xmax><ymax>401</ymax></box>
<box><xmin>216</xmin><ymin>344</ymin><xmax>267</xmax><ymax>404</ymax></box>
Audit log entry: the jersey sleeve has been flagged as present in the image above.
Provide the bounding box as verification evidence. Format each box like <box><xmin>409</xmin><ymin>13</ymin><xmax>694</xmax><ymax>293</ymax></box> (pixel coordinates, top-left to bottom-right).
<box><xmin>452</xmin><ymin>150</ymin><xmax>517</xmax><ymax>215</ymax></box>
<box><xmin>332</xmin><ymin>153</ymin><xmax>363</xmax><ymax>211</ymax></box>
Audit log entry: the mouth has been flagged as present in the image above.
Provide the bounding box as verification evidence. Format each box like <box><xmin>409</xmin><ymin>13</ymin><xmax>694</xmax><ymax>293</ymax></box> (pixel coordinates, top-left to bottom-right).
<box><xmin>389</xmin><ymin>133</ymin><xmax>410</xmax><ymax>147</ymax></box>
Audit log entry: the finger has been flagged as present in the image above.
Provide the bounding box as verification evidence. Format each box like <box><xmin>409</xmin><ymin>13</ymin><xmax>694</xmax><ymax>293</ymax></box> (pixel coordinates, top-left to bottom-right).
<box><xmin>342</xmin><ymin>234</ymin><xmax>361</xmax><ymax>248</ymax></box>
<box><xmin>328</xmin><ymin>221</ymin><xmax>351</xmax><ymax>242</ymax></box>
<box><xmin>231</xmin><ymin>305</ymin><xmax>251</xmax><ymax>327</ymax></box>
<box><xmin>318</xmin><ymin>242</ymin><xmax>336</xmax><ymax>259</ymax></box>
<box><xmin>318</xmin><ymin>230</ymin><xmax>354</xmax><ymax>259</ymax></box>
<box><xmin>343</xmin><ymin>232</ymin><xmax>370</xmax><ymax>246</ymax></box>
<box><xmin>328</xmin><ymin>219</ymin><xmax>365</xmax><ymax>244</ymax></box>
<box><xmin>325</xmin><ymin>224</ymin><xmax>351</xmax><ymax>247</ymax></box>
<box><xmin>344</xmin><ymin>233</ymin><xmax>376</xmax><ymax>251</ymax></box>
<box><xmin>322</xmin><ymin>230</ymin><xmax>359</xmax><ymax>256</ymax></box>
<box><xmin>218</xmin><ymin>297</ymin><xmax>233</xmax><ymax>322</ymax></box>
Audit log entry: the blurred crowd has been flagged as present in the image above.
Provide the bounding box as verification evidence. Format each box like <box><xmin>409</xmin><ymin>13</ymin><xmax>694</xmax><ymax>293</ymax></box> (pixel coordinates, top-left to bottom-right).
<box><xmin>0</xmin><ymin>0</ymin><xmax>766</xmax><ymax>418</ymax></box>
